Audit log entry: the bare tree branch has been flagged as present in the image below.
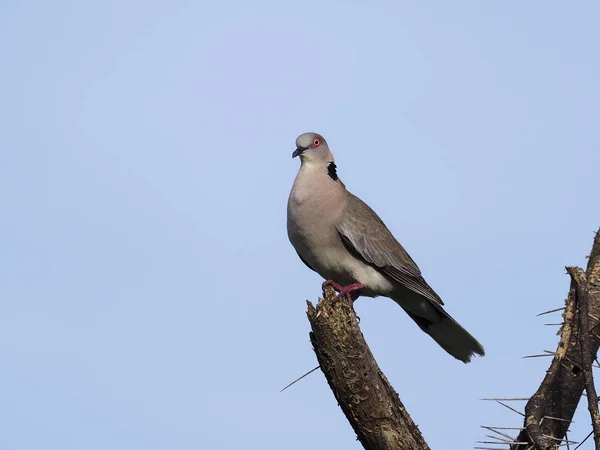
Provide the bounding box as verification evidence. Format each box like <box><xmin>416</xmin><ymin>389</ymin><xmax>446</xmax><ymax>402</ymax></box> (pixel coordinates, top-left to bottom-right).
<box><xmin>307</xmin><ymin>285</ymin><xmax>430</xmax><ymax>450</ymax></box>
<box><xmin>572</xmin><ymin>267</ymin><xmax>600</xmax><ymax>449</ymax></box>
<box><xmin>511</xmin><ymin>228</ymin><xmax>600</xmax><ymax>450</ymax></box>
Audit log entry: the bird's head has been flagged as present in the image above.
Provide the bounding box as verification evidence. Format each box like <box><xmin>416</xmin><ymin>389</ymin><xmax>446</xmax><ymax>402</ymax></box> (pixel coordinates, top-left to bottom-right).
<box><xmin>292</xmin><ymin>132</ymin><xmax>334</xmax><ymax>164</ymax></box>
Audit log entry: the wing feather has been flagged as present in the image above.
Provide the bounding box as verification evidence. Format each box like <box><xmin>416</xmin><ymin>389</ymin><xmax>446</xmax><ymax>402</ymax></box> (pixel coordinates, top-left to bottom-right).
<box><xmin>337</xmin><ymin>193</ymin><xmax>443</xmax><ymax>305</ymax></box>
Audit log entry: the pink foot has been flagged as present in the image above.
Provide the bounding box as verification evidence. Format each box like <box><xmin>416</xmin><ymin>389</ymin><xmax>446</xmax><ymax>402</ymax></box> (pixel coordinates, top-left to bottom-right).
<box><xmin>322</xmin><ymin>280</ymin><xmax>365</xmax><ymax>301</ymax></box>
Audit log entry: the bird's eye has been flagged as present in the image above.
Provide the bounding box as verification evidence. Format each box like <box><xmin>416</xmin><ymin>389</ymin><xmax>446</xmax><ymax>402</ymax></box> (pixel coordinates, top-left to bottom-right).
<box><xmin>312</xmin><ymin>138</ymin><xmax>321</xmax><ymax>148</ymax></box>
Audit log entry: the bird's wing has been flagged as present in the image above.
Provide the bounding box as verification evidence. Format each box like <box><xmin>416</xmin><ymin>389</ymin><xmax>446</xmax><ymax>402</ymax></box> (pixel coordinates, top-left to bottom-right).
<box><xmin>337</xmin><ymin>193</ymin><xmax>444</xmax><ymax>305</ymax></box>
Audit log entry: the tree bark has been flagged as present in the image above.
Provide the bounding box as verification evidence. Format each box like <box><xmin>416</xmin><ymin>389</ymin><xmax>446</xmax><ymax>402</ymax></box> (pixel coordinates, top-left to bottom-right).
<box><xmin>511</xmin><ymin>228</ymin><xmax>600</xmax><ymax>450</ymax></box>
<box><xmin>577</xmin><ymin>266</ymin><xmax>600</xmax><ymax>449</ymax></box>
<box><xmin>306</xmin><ymin>285</ymin><xmax>430</xmax><ymax>450</ymax></box>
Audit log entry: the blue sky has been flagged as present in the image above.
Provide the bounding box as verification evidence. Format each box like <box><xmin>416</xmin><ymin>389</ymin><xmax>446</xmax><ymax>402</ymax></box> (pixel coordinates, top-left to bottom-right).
<box><xmin>1</xmin><ymin>1</ymin><xmax>599</xmax><ymax>449</ymax></box>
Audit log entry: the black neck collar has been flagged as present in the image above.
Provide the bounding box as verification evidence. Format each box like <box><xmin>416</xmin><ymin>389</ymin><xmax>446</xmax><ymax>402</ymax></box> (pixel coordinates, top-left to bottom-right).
<box><xmin>327</xmin><ymin>161</ymin><xmax>338</xmax><ymax>181</ymax></box>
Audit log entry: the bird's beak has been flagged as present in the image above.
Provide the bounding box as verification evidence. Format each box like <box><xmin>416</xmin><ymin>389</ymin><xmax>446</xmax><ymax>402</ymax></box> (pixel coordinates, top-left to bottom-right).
<box><xmin>292</xmin><ymin>146</ymin><xmax>307</xmax><ymax>158</ymax></box>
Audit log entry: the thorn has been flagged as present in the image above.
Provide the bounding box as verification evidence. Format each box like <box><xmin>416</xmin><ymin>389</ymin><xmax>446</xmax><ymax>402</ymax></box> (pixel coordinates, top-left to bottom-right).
<box><xmin>481</xmin><ymin>397</ymin><xmax>528</xmax><ymax>401</ymax></box>
<box><xmin>480</xmin><ymin>426</ymin><xmax>524</xmax><ymax>430</ymax></box>
<box><xmin>537</xmin><ymin>306</ymin><xmax>566</xmax><ymax>316</ymax></box>
<box><xmin>542</xmin><ymin>434</ymin><xmax>578</xmax><ymax>443</ymax></box>
<box><xmin>541</xmin><ymin>415</ymin><xmax>574</xmax><ymax>423</ymax></box>
<box><xmin>495</xmin><ymin>400</ymin><xmax>525</xmax><ymax>417</ymax></box>
<box><xmin>523</xmin><ymin>353</ymin><xmax>553</xmax><ymax>358</ymax></box>
<box><xmin>544</xmin><ymin>322</ymin><xmax>564</xmax><ymax>326</ymax></box>
<box><xmin>481</xmin><ymin>426</ymin><xmax>515</xmax><ymax>441</ymax></box>
<box><xmin>484</xmin><ymin>434</ymin><xmax>509</xmax><ymax>442</ymax></box>
<box><xmin>280</xmin><ymin>366</ymin><xmax>320</xmax><ymax>392</ymax></box>
<box><xmin>573</xmin><ymin>430</ymin><xmax>593</xmax><ymax>449</ymax></box>
<box><xmin>475</xmin><ymin>442</ymin><xmax>529</xmax><ymax>446</ymax></box>
<box><xmin>560</xmin><ymin>362</ymin><xmax>572</xmax><ymax>371</ymax></box>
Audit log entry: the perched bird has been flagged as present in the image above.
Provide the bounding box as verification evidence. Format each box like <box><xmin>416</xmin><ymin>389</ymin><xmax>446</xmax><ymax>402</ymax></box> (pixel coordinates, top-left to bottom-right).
<box><xmin>287</xmin><ymin>132</ymin><xmax>485</xmax><ymax>363</ymax></box>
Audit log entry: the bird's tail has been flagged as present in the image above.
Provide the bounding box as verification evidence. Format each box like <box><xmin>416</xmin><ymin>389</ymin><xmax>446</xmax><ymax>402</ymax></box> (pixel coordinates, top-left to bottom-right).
<box><xmin>396</xmin><ymin>297</ymin><xmax>485</xmax><ymax>363</ymax></box>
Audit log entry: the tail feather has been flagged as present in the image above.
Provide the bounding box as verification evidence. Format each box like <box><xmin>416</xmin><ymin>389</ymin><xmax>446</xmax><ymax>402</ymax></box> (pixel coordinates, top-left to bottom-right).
<box><xmin>400</xmin><ymin>303</ymin><xmax>485</xmax><ymax>363</ymax></box>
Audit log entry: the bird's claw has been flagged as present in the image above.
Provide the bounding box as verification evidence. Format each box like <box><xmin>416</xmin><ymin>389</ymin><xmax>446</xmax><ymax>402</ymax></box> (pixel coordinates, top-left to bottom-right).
<box><xmin>322</xmin><ymin>280</ymin><xmax>365</xmax><ymax>302</ymax></box>
<box><xmin>322</xmin><ymin>280</ymin><xmax>344</xmax><ymax>293</ymax></box>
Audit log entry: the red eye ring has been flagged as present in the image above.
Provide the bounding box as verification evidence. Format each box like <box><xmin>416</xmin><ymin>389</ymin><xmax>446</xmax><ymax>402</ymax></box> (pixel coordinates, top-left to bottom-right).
<box><xmin>312</xmin><ymin>138</ymin><xmax>321</xmax><ymax>148</ymax></box>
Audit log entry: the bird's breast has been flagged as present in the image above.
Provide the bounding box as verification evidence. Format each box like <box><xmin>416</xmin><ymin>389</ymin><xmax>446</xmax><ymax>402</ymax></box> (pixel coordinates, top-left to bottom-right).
<box><xmin>287</xmin><ymin>199</ymin><xmax>394</xmax><ymax>296</ymax></box>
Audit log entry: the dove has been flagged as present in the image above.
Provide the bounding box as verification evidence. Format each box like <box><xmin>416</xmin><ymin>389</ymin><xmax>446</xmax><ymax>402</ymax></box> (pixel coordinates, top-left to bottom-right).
<box><xmin>287</xmin><ymin>132</ymin><xmax>484</xmax><ymax>363</ymax></box>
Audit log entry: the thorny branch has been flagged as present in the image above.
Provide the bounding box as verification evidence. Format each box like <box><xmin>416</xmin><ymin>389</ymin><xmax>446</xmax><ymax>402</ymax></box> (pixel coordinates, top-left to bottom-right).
<box><xmin>510</xmin><ymin>228</ymin><xmax>600</xmax><ymax>450</ymax></box>
<box><xmin>574</xmin><ymin>259</ymin><xmax>600</xmax><ymax>449</ymax></box>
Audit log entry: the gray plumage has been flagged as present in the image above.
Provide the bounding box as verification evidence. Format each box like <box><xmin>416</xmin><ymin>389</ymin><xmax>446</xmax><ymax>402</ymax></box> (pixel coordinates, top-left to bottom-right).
<box><xmin>287</xmin><ymin>132</ymin><xmax>484</xmax><ymax>363</ymax></box>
